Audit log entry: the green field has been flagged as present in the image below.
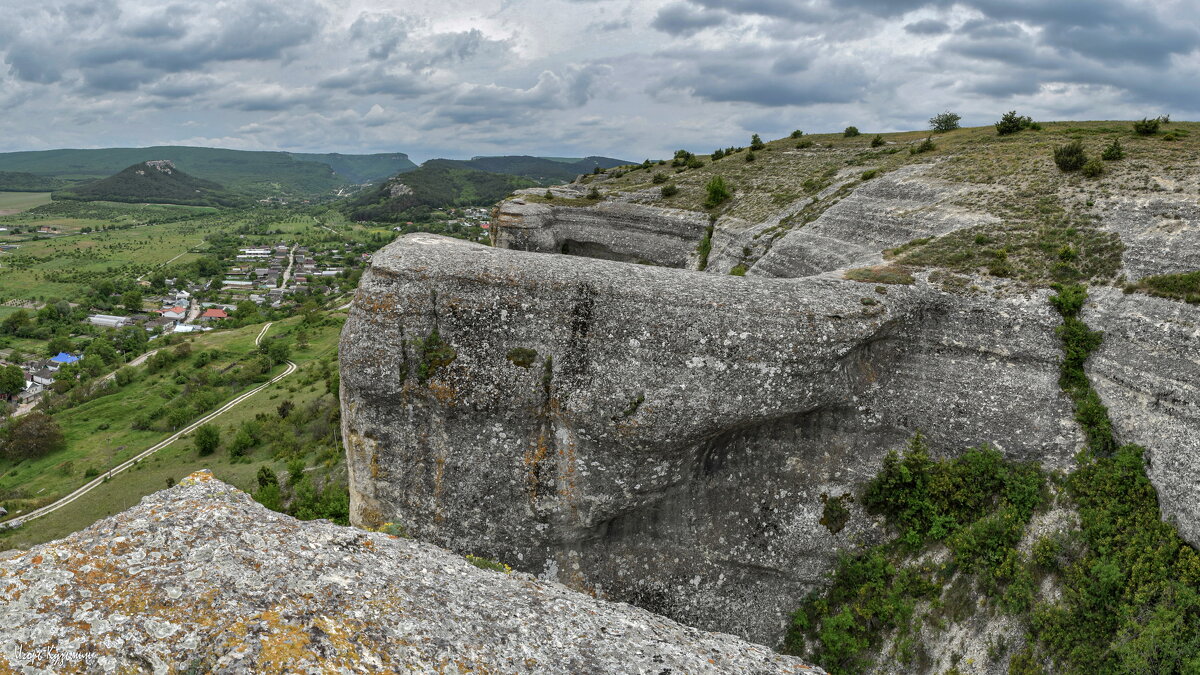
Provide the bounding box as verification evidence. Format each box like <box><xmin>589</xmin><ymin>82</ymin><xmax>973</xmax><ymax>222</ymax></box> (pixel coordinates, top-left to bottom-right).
<box><xmin>0</xmin><ymin>192</ymin><xmax>52</xmax><ymax>214</ymax></box>
<box><xmin>0</xmin><ymin>312</ymin><xmax>345</xmax><ymax>551</ymax></box>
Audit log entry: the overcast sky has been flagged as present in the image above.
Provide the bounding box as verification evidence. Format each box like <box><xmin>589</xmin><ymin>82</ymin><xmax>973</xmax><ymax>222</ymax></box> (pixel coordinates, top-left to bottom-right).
<box><xmin>1</xmin><ymin>0</ymin><xmax>1197</xmax><ymax>162</ymax></box>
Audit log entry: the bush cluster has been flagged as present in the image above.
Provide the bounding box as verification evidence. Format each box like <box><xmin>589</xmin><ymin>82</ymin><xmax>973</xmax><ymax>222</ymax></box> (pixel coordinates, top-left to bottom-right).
<box><xmin>995</xmin><ymin>110</ymin><xmax>1037</xmax><ymax>135</ymax></box>
<box><xmin>843</xmin><ymin>126</ymin><xmax>860</xmax><ymax>137</ymax></box>
<box><xmin>1053</xmin><ymin>140</ymin><xmax>1087</xmax><ymax>172</ymax></box>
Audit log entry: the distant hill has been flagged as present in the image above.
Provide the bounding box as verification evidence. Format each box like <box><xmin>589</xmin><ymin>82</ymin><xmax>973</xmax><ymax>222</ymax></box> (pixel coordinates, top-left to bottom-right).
<box><xmin>288</xmin><ymin>152</ymin><xmax>417</xmax><ymax>184</ymax></box>
<box><xmin>53</xmin><ymin>160</ymin><xmax>244</xmax><ymax>207</ymax></box>
<box><xmin>344</xmin><ymin>160</ymin><xmax>537</xmax><ymax>222</ymax></box>
<box><xmin>0</xmin><ymin>147</ymin><xmax>415</xmax><ymax>199</ymax></box>
<box><xmin>0</xmin><ymin>171</ymin><xmax>67</xmax><ymax>192</ymax></box>
<box><xmin>432</xmin><ymin>155</ymin><xmax>632</xmax><ymax>184</ymax></box>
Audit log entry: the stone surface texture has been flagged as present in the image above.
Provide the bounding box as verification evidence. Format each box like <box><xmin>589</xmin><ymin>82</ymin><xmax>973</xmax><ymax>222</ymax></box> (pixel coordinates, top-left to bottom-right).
<box><xmin>490</xmin><ymin>198</ymin><xmax>709</xmax><ymax>268</ymax></box>
<box><xmin>0</xmin><ymin>471</ymin><xmax>824</xmax><ymax>674</ymax></box>
<box><xmin>341</xmin><ymin>234</ymin><xmax>1080</xmax><ymax>645</ymax></box>
<box><xmin>343</xmin><ymin>160</ymin><xmax>1200</xmax><ymax>652</ymax></box>
<box><xmin>1085</xmin><ymin>287</ymin><xmax>1200</xmax><ymax>543</ymax></box>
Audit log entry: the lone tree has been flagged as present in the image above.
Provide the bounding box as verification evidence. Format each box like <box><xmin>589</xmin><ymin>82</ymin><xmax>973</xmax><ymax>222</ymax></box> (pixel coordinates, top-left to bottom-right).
<box><xmin>929</xmin><ymin>111</ymin><xmax>961</xmax><ymax>132</ymax></box>
<box><xmin>0</xmin><ymin>365</ymin><xmax>24</xmax><ymax>397</ymax></box>
<box><xmin>1</xmin><ymin>412</ymin><xmax>66</xmax><ymax>460</ymax></box>
<box><xmin>843</xmin><ymin>126</ymin><xmax>861</xmax><ymax>137</ymax></box>
<box><xmin>193</xmin><ymin>423</ymin><xmax>220</xmax><ymax>456</ymax></box>
<box><xmin>749</xmin><ymin>133</ymin><xmax>765</xmax><ymax>150</ymax></box>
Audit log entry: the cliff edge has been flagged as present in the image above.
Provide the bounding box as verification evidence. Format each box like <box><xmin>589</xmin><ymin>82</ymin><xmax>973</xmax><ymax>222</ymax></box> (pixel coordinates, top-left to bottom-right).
<box><xmin>0</xmin><ymin>470</ymin><xmax>823</xmax><ymax>674</ymax></box>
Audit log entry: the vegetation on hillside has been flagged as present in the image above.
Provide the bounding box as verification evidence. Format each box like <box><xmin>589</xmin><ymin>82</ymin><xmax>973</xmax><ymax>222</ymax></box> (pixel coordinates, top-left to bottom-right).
<box><xmin>53</xmin><ymin>162</ymin><xmax>244</xmax><ymax>207</ymax></box>
<box><xmin>787</xmin><ymin>279</ymin><xmax>1200</xmax><ymax>674</ymax></box>
<box><xmin>0</xmin><ymin>146</ymin><xmax>403</xmax><ymax>199</ymax></box>
<box><xmin>344</xmin><ymin>161</ymin><xmax>537</xmax><ymax>222</ymax></box>
<box><xmin>0</xmin><ymin>171</ymin><xmax>67</xmax><ymax>192</ymax></box>
<box><xmin>432</xmin><ymin>155</ymin><xmax>630</xmax><ymax>184</ymax></box>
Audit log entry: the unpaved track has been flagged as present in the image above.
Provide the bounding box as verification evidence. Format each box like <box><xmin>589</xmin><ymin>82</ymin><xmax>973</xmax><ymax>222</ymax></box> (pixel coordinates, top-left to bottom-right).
<box><xmin>7</xmin><ymin>322</ymin><xmax>295</xmax><ymax>526</ymax></box>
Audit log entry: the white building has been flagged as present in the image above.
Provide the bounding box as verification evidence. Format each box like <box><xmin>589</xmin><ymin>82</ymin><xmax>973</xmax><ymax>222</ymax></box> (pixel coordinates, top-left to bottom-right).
<box><xmin>88</xmin><ymin>314</ymin><xmax>129</xmax><ymax>328</ymax></box>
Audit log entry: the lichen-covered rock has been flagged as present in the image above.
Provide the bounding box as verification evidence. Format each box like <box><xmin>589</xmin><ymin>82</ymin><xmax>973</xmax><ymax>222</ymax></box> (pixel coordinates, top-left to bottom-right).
<box><xmin>340</xmin><ymin>233</ymin><xmax>1080</xmax><ymax>644</ymax></box>
<box><xmin>0</xmin><ymin>471</ymin><xmax>824</xmax><ymax>674</ymax></box>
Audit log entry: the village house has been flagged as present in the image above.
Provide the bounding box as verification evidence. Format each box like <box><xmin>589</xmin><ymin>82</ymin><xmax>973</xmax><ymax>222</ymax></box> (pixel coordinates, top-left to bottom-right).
<box><xmin>157</xmin><ymin>306</ymin><xmax>187</xmax><ymax>320</ymax></box>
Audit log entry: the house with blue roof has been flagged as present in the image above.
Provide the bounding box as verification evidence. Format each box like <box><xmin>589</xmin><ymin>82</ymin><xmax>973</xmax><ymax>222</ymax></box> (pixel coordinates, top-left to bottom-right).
<box><xmin>50</xmin><ymin>352</ymin><xmax>79</xmax><ymax>365</ymax></box>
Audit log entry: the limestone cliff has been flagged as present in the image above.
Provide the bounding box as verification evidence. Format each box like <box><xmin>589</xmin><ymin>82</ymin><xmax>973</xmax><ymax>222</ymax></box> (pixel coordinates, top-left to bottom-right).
<box><xmin>0</xmin><ymin>471</ymin><xmax>823</xmax><ymax>674</ymax></box>
<box><xmin>340</xmin><ymin>234</ymin><xmax>1081</xmax><ymax>644</ymax></box>
<box><xmin>342</xmin><ymin>123</ymin><xmax>1200</xmax><ymax>658</ymax></box>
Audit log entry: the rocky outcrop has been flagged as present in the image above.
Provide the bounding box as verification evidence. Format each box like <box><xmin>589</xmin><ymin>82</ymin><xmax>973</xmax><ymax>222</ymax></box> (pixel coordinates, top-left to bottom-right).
<box><xmin>340</xmin><ymin>233</ymin><xmax>1081</xmax><ymax>645</ymax></box>
<box><xmin>491</xmin><ymin>198</ymin><xmax>710</xmax><ymax>267</ymax></box>
<box><xmin>1085</xmin><ymin>287</ymin><xmax>1200</xmax><ymax>543</ymax></box>
<box><xmin>0</xmin><ymin>471</ymin><xmax>823</xmax><ymax>674</ymax></box>
<box><xmin>1096</xmin><ymin>194</ymin><xmax>1200</xmax><ymax>280</ymax></box>
<box><xmin>747</xmin><ymin>165</ymin><xmax>997</xmax><ymax>279</ymax></box>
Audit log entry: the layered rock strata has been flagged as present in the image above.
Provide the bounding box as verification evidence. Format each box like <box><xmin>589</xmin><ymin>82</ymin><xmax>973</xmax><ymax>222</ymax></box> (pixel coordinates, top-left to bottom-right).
<box><xmin>490</xmin><ymin>198</ymin><xmax>710</xmax><ymax>268</ymax></box>
<box><xmin>340</xmin><ymin>233</ymin><xmax>1081</xmax><ymax>644</ymax></box>
<box><xmin>0</xmin><ymin>471</ymin><xmax>823</xmax><ymax>674</ymax></box>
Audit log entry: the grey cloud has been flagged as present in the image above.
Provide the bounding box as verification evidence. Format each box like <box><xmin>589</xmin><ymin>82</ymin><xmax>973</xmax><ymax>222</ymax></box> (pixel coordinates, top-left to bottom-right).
<box><xmin>318</xmin><ymin>66</ymin><xmax>434</xmax><ymax>98</ymax></box>
<box><xmin>350</xmin><ymin>13</ymin><xmax>414</xmax><ymax>61</ymax></box>
<box><xmin>655</xmin><ymin>45</ymin><xmax>870</xmax><ymax>106</ymax></box>
<box><xmin>7</xmin><ymin>0</ymin><xmax>324</xmax><ymax>90</ymax></box>
<box><xmin>651</xmin><ymin>2</ymin><xmax>728</xmax><ymax>36</ymax></box>
<box><xmin>904</xmin><ymin>19</ymin><xmax>950</xmax><ymax>35</ymax></box>
<box><xmin>427</xmin><ymin>64</ymin><xmax>611</xmax><ymax>128</ymax></box>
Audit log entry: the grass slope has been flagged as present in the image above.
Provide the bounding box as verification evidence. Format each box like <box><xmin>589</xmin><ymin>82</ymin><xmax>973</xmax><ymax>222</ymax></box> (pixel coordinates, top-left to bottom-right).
<box><xmin>0</xmin><ymin>192</ymin><xmax>53</xmax><ymax>215</ymax></box>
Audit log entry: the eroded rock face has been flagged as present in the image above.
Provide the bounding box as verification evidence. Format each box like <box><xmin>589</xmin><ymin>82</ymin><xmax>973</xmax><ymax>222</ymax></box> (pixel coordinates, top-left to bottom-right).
<box><xmin>340</xmin><ymin>233</ymin><xmax>1079</xmax><ymax>644</ymax></box>
<box><xmin>0</xmin><ymin>471</ymin><xmax>822</xmax><ymax>674</ymax></box>
<box><xmin>1085</xmin><ymin>288</ymin><xmax>1200</xmax><ymax>543</ymax></box>
<box><xmin>491</xmin><ymin>198</ymin><xmax>710</xmax><ymax>267</ymax></box>
<box><xmin>748</xmin><ymin>164</ymin><xmax>998</xmax><ymax>279</ymax></box>
<box><xmin>1095</xmin><ymin>195</ymin><xmax>1200</xmax><ymax>280</ymax></box>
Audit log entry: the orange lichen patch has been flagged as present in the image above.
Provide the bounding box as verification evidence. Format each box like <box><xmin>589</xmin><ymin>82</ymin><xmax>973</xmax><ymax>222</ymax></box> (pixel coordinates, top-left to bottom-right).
<box><xmin>251</xmin><ymin>610</ymin><xmax>315</xmax><ymax>673</ymax></box>
<box><xmin>427</xmin><ymin>380</ymin><xmax>457</xmax><ymax>405</ymax></box>
<box><xmin>181</xmin><ymin>470</ymin><xmax>216</xmax><ymax>485</ymax></box>
<box><xmin>30</xmin><ymin>555</ymin><xmax>43</xmax><ymax>565</ymax></box>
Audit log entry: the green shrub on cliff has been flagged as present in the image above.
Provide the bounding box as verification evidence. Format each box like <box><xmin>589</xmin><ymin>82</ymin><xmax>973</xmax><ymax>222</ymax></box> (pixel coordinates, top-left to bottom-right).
<box><xmin>704</xmin><ymin>176</ymin><xmax>732</xmax><ymax>208</ymax></box>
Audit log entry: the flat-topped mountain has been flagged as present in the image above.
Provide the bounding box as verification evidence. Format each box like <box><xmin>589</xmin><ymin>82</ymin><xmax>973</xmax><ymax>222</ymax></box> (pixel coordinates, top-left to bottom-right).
<box><xmin>53</xmin><ymin>160</ymin><xmax>243</xmax><ymax>207</ymax></box>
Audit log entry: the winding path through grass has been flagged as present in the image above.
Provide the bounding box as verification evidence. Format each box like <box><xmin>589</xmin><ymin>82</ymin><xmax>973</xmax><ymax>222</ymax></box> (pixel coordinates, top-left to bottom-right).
<box><xmin>9</xmin><ymin>322</ymin><xmax>296</xmax><ymax>526</ymax></box>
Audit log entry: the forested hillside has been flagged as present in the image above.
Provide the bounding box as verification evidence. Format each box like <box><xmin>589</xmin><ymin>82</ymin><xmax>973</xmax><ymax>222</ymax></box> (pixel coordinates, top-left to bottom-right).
<box><xmin>344</xmin><ymin>161</ymin><xmax>536</xmax><ymax>222</ymax></box>
<box><xmin>53</xmin><ymin>161</ymin><xmax>244</xmax><ymax>207</ymax></box>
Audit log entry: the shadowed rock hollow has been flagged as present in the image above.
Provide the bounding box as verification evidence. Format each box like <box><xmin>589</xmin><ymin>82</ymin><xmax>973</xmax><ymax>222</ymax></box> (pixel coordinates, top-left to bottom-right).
<box><xmin>0</xmin><ymin>471</ymin><xmax>822</xmax><ymax>674</ymax></box>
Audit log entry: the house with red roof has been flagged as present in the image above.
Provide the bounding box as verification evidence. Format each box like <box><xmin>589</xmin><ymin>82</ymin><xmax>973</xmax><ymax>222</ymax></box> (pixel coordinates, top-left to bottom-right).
<box><xmin>199</xmin><ymin>308</ymin><xmax>228</xmax><ymax>321</ymax></box>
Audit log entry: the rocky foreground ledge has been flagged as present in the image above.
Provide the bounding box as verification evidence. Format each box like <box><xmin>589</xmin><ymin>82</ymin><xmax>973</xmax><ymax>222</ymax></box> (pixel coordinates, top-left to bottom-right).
<box><xmin>0</xmin><ymin>471</ymin><xmax>824</xmax><ymax>674</ymax></box>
